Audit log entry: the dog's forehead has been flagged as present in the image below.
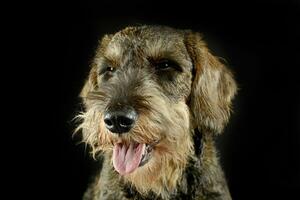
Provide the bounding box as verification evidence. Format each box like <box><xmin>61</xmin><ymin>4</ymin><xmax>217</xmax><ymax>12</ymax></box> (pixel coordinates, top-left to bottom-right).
<box><xmin>104</xmin><ymin>26</ymin><xmax>190</xmax><ymax>63</ymax></box>
<box><xmin>114</xmin><ymin>26</ymin><xmax>184</xmax><ymax>45</ymax></box>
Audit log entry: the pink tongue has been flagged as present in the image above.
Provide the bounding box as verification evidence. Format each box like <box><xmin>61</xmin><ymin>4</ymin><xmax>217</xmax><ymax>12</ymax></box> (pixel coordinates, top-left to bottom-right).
<box><xmin>113</xmin><ymin>143</ymin><xmax>145</xmax><ymax>175</ymax></box>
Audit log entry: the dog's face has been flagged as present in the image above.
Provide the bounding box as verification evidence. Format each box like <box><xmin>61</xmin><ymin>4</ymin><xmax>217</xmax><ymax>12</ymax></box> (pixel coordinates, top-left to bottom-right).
<box><xmin>77</xmin><ymin>25</ymin><xmax>236</xmax><ymax>195</ymax></box>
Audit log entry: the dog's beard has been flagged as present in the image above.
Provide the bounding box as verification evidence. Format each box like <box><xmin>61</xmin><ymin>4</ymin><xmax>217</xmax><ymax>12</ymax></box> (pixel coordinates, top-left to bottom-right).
<box><xmin>76</xmin><ymin>100</ymin><xmax>194</xmax><ymax>198</ymax></box>
<box><xmin>114</xmin><ymin>102</ymin><xmax>193</xmax><ymax>198</ymax></box>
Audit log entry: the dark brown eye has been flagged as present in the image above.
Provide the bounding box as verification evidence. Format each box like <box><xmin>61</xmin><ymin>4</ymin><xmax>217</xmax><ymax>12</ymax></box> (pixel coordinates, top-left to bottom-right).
<box><xmin>106</xmin><ymin>67</ymin><xmax>115</xmax><ymax>72</ymax></box>
<box><xmin>154</xmin><ymin>60</ymin><xmax>182</xmax><ymax>72</ymax></box>
<box><xmin>99</xmin><ymin>66</ymin><xmax>115</xmax><ymax>75</ymax></box>
<box><xmin>156</xmin><ymin>61</ymin><xmax>171</xmax><ymax>69</ymax></box>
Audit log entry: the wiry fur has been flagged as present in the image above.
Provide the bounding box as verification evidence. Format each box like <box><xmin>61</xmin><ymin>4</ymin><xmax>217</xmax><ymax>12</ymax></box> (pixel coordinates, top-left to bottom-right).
<box><xmin>75</xmin><ymin>25</ymin><xmax>237</xmax><ymax>200</ymax></box>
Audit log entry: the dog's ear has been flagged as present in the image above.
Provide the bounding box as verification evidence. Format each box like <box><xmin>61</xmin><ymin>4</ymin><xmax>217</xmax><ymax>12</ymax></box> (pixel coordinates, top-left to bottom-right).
<box><xmin>185</xmin><ymin>32</ymin><xmax>237</xmax><ymax>134</ymax></box>
<box><xmin>80</xmin><ymin>34</ymin><xmax>113</xmax><ymax>105</ymax></box>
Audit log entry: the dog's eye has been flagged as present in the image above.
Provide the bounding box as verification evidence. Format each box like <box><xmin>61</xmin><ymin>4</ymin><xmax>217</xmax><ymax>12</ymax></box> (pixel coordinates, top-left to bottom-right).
<box><xmin>106</xmin><ymin>67</ymin><xmax>115</xmax><ymax>72</ymax></box>
<box><xmin>154</xmin><ymin>60</ymin><xmax>182</xmax><ymax>72</ymax></box>
<box><xmin>99</xmin><ymin>66</ymin><xmax>115</xmax><ymax>75</ymax></box>
<box><xmin>156</xmin><ymin>62</ymin><xmax>171</xmax><ymax>70</ymax></box>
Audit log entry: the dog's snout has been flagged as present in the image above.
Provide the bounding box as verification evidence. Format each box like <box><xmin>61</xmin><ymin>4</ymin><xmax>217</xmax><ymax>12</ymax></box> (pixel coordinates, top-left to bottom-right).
<box><xmin>104</xmin><ymin>107</ymin><xmax>137</xmax><ymax>134</ymax></box>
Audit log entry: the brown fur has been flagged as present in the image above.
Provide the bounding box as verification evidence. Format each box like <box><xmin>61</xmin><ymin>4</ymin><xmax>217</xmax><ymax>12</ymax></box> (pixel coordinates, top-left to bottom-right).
<box><xmin>75</xmin><ymin>25</ymin><xmax>237</xmax><ymax>200</ymax></box>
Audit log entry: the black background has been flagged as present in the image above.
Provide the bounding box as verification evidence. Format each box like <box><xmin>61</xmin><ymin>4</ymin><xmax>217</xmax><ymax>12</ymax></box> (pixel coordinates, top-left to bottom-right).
<box><xmin>9</xmin><ymin>1</ymin><xmax>299</xmax><ymax>199</ymax></box>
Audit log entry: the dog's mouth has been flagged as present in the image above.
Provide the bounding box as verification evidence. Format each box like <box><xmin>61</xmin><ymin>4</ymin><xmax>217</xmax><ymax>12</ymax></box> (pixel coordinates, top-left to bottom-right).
<box><xmin>112</xmin><ymin>140</ymin><xmax>159</xmax><ymax>175</ymax></box>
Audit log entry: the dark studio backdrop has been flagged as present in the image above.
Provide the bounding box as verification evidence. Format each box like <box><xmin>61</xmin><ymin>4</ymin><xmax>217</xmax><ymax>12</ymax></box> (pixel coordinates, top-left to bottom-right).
<box><xmin>16</xmin><ymin>1</ymin><xmax>300</xmax><ymax>200</ymax></box>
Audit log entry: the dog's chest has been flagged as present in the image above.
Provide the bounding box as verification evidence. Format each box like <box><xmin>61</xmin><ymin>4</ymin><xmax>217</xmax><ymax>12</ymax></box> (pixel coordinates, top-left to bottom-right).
<box><xmin>121</xmin><ymin>162</ymin><xmax>203</xmax><ymax>200</ymax></box>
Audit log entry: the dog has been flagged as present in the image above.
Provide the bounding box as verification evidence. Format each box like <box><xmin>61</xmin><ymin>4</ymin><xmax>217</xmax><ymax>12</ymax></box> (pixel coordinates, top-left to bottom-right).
<box><xmin>76</xmin><ymin>25</ymin><xmax>237</xmax><ymax>200</ymax></box>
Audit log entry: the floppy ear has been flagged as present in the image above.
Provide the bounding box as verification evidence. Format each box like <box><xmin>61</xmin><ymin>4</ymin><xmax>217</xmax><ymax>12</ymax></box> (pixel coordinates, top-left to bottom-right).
<box><xmin>80</xmin><ymin>34</ymin><xmax>113</xmax><ymax>106</ymax></box>
<box><xmin>185</xmin><ymin>32</ymin><xmax>237</xmax><ymax>135</ymax></box>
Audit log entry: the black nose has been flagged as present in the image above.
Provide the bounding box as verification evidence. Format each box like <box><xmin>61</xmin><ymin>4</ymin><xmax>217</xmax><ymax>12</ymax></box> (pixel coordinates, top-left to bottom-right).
<box><xmin>104</xmin><ymin>107</ymin><xmax>137</xmax><ymax>134</ymax></box>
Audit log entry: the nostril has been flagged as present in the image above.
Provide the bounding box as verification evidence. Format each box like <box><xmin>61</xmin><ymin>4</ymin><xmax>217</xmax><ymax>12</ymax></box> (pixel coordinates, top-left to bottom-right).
<box><xmin>118</xmin><ymin>116</ymin><xmax>134</xmax><ymax>127</ymax></box>
<box><xmin>104</xmin><ymin>118</ymin><xmax>113</xmax><ymax>127</ymax></box>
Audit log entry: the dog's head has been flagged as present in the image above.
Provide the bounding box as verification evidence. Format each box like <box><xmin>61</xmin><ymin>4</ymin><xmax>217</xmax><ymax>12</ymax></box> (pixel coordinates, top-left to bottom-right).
<box><xmin>77</xmin><ymin>25</ymin><xmax>236</xmax><ymax>195</ymax></box>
